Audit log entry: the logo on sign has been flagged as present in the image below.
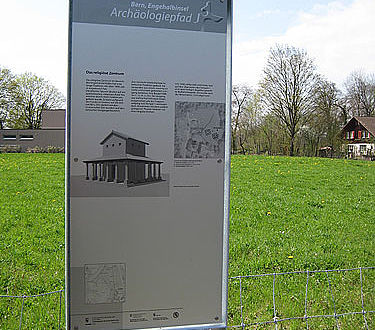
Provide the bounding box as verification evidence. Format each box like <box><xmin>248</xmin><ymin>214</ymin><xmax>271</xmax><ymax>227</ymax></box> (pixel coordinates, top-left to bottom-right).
<box><xmin>194</xmin><ymin>1</ymin><xmax>224</xmax><ymax>24</ymax></box>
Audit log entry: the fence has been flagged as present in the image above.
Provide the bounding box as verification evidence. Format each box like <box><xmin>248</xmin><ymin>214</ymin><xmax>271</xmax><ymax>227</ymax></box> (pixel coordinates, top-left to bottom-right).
<box><xmin>228</xmin><ymin>266</ymin><xmax>375</xmax><ymax>329</ymax></box>
<box><xmin>1</xmin><ymin>267</ymin><xmax>374</xmax><ymax>329</ymax></box>
<box><xmin>0</xmin><ymin>290</ymin><xmax>64</xmax><ymax>329</ymax></box>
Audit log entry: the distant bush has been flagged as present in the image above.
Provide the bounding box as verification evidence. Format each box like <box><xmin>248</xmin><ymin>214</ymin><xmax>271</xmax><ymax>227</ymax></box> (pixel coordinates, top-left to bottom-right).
<box><xmin>26</xmin><ymin>146</ymin><xmax>45</xmax><ymax>153</ymax></box>
<box><xmin>26</xmin><ymin>145</ymin><xmax>64</xmax><ymax>153</ymax></box>
<box><xmin>0</xmin><ymin>145</ymin><xmax>22</xmax><ymax>153</ymax></box>
<box><xmin>46</xmin><ymin>146</ymin><xmax>64</xmax><ymax>153</ymax></box>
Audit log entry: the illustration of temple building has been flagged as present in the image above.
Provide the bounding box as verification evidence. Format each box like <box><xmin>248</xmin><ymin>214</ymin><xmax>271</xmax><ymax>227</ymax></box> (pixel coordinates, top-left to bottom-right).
<box><xmin>83</xmin><ymin>131</ymin><xmax>163</xmax><ymax>186</ymax></box>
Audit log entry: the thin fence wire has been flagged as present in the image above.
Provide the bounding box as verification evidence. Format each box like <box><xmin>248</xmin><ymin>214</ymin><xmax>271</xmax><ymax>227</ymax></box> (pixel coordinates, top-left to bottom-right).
<box><xmin>1</xmin><ymin>267</ymin><xmax>374</xmax><ymax>329</ymax></box>
<box><xmin>229</xmin><ymin>266</ymin><xmax>375</xmax><ymax>329</ymax></box>
<box><xmin>0</xmin><ymin>290</ymin><xmax>64</xmax><ymax>329</ymax></box>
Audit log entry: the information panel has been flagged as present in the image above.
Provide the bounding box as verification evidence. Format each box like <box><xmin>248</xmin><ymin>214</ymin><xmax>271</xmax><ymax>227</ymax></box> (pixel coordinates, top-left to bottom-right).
<box><xmin>67</xmin><ymin>1</ymin><xmax>232</xmax><ymax>329</ymax></box>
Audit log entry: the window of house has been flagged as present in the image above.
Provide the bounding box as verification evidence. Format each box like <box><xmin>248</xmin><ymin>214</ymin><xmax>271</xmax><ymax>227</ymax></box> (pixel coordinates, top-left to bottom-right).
<box><xmin>358</xmin><ymin>130</ymin><xmax>362</xmax><ymax>139</ymax></box>
<box><xmin>350</xmin><ymin>131</ymin><xmax>355</xmax><ymax>139</ymax></box>
<box><xmin>346</xmin><ymin>132</ymin><xmax>350</xmax><ymax>139</ymax></box>
<box><xmin>20</xmin><ymin>135</ymin><xmax>34</xmax><ymax>140</ymax></box>
<box><xmin>3</xmin><ymin>135</ymin><xmax>17</xmax><ymax>140</ymax></box>
<box><xmin>360</xmin><ymin>145</ymin><xmax>367</xmax><ymax>154</ymax></box>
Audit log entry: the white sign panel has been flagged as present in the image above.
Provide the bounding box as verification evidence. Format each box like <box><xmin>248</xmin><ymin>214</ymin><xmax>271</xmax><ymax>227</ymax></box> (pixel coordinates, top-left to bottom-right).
<box><xmin>66</xmin><ymin>0</ymin><xmax>232</xmax><ymax>329</ymax></box>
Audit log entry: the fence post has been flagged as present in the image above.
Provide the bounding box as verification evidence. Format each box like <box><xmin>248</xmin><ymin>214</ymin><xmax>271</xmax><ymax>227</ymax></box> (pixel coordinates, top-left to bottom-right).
<box><xmin>360</xmin><ymin>268</ymin><xmax>369</xmax><ymax>330</ymax></box>
<box><xmin>58</xmin><ymin>290</ymin><xmax>63</xmax><ymax>329</ymax></box>
<box><xmin>325</xmin><ymin>271</ymin><xmax>340</xmax><ymax>329</ymax></box>
<box><xmin>239</xmin><ymin>277</ymin><xmax>245</xmax><ymax>330</ymax></box>
<box><xmin>273</xmin><ymin>273</ymin><xmax>278</xmax><ymax>330</ymax></box>
<box><xmin>19</xmin><ymin>295</ymin><xmax>25</xmax><ymax>330</ymax></box>
<box><xmin>304</xmin><ymin>270</ymin><xmax>310</xmax><ymax>329</ymax></box>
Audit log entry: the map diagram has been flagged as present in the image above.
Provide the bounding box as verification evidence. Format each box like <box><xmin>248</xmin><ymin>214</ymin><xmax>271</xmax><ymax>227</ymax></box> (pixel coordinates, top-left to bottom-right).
<box><xmin>85</xmin><ymin>263</ymin><xmax>126</xmax><ymax>304</ymax></box>
<box><xmin>174</xmin><ymin>101</ymin><xmax>225</xmax><ymax>158</ymax></box>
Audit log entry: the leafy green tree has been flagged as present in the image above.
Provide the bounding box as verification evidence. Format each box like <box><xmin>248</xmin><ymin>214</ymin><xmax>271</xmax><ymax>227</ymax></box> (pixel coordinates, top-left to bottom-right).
<box><xmin>259</xmin><ymin>113</ymin><xmax>289</xmax><ymax>155</ymax></box>
<box><xmin>299</xmin><ymin>78</ymin><xmax>342</xmax><ymax>156</ymax></box>
<box><xmin>313</xmin><ymin>79</ymin><xmax>342</xmax><ymax>151</ymax></box>
<box><xmin>7</xmin><ymin>72</ymin><xmax>65</xmax><ymax>129</ymax></box>
<box><xmin>0</xmin><ymin>67</ymin><xmax>17</xmax><ymax>129</ymax></box>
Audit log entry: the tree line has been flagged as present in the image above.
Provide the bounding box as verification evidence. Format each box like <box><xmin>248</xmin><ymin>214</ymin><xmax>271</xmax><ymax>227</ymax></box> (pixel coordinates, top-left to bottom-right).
<box><xmin>2</xmin><ymin>48</ymin><xmax>374</xmax><ymax>158</ymax></box>
<box><xmin>0</xmin><ymin>67</ymin><xmax>65</xmax><ymax>129</ymax></box>
<box><xmin>232</xmin><ymin>44</ymin><xmax>375</xmax><ymax>157</ymax></box>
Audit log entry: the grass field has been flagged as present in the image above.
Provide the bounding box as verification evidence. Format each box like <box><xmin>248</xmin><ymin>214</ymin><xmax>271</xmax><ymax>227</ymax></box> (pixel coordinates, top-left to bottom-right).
<box><xmin>0</xmin><ymin>154</ymin><xmax>374</xmax><ymax>328</ymax></box>
<box><xmin>0</xmin><ymin>154</ymin><xmax>65</xmax><ymax>329</ymax></box>
<box><xmin>228</xmin><ymin>155</ymin><xmax>375</xmax><ymax>328</ymax></box>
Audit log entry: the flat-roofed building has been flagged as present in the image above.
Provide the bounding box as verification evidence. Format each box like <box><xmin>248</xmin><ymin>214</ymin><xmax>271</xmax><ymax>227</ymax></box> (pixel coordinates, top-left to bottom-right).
<box><xmin>0</xmin><ymin>110</ymin><xmax>65</xmax><ymax>152</ymax></box>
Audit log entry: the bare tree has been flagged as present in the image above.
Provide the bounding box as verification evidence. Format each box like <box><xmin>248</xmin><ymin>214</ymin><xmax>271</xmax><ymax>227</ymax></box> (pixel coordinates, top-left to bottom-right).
<box><xmin>231</xmin><ymin>85</ymin><xmax>253</xmax><ymax>153</ymax></box>
<box><xmin>7</xmin><ymin>72</ymin><xmax>65</xmax><ymax>129</ymax></box>
<box><xmin>336</xmin><ymin>94</ymin><xmax>350</xmax><ymax>125</ymax></box>
<box><xmin>259</xmin><ymin>44</ymin><xmax>319</xmax><ymax>156</ymax></box>
<box><xmin>345</xmin><ymin>71</ymin><xmax>375</xmax><ymax>117</ymax></box>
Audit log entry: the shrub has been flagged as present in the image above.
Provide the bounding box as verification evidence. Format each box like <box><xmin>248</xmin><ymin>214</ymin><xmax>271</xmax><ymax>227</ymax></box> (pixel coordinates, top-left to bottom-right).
<box><xmin>0</xmin><ymin>145</ymin><xmax>22</xmax><ymax>153</ymax></box>
<box><xmin>26</xmin><ymin>146</ymin><xmax>65</xmax><ymax>153</ymax></box>
<box><xmin>26</xmin><ymin>146</ymin><xmax>45</xmax><ymax>153</ymax></box>
<box><xmin>46</xmin><ymin>146</ymin><xmax>65</xmax><ymax>153</ymax></box>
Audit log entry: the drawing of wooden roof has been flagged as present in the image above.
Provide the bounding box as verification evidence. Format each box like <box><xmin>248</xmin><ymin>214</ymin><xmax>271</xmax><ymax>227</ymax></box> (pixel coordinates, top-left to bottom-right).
<box><xmin>82</xmin><ymin>155</ymin><xmax>163</xmax><ymax>164</ymax></box>
<box><xmin>100</xmin><ymin>130</ymin><xmax>149</xmax><ymax>145</ymax></box>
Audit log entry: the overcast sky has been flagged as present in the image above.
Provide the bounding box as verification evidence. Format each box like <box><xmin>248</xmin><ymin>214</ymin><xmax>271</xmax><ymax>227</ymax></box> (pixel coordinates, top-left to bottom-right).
<box><xmin>0</xmin><ymin>0</ymin><xmax>374</xmax><ymax>95</ymax></box>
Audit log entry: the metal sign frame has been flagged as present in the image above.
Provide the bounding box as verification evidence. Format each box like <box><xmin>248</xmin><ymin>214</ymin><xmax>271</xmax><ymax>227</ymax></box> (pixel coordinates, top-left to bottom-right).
<box><xmin>66</xmin><ymin>1</ymin><xmax>232</xmax><ymax>329</ymax></box>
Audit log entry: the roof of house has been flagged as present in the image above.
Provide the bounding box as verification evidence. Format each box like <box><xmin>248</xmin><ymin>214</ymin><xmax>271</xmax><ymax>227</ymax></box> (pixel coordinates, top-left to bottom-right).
<box><xmin>342</xmin><ymin>116</ymin><xmax>375</xmax><ymax>136</ymax></box>
<box><xmin>100</xmin><ymin>130</ymin><xmax>149</xmax><ymax>145</ymax></box>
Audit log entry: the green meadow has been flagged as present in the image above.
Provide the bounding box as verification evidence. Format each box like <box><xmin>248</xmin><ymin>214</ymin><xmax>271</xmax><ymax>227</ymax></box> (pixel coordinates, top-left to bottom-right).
<box><xmin>0</xmin><ymin>154</ymin><xmax>65</xmax><ymax>329</ymax></box>
<box><xmin>228</xmin><ymin>155</ymin><xmax>375</xmax><ymax>328</ymax></box>
<box><xmin>0</xmin><ymin>154</ymin><xmax>374</xmax><ymax>328</ymax></box>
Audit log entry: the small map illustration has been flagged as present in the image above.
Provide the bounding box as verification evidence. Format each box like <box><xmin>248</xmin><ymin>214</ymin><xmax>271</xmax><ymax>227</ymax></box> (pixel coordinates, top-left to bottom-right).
<box><xmin>85</xmin><ymin>263</ymin><xmax>126</xmax><ymax>304</ymax></box>
<box><xmin>174</xmin><ymin>101</ymin><xmax>225</xmax><ymax>158</ymax></box>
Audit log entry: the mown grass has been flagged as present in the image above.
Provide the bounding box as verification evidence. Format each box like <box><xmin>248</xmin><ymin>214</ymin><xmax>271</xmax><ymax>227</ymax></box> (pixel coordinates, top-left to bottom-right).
<box><xmin>228</xmin><ymin>155</ymin><xmax>375</xmax><ymax>328</ymax></box>
<box><xmin>0</xmin><ymin>154</ymin><xmax>374</xmax><ymax>329</ymax></box>
<box><xmin>0</xmin><ymin>154</ymin><xmax>65</xmax><ymax>328</ymax></box>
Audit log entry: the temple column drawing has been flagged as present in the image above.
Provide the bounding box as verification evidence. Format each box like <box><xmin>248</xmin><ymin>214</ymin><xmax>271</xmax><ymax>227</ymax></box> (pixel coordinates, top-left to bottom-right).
<box><xmin>148</xmin><ymin>163</ymin><xmax>152</xmax><ymax>181</ymax></box>
<box><xmin>92</xmin><ymin>163</ymin><xmax>98</xmax><ymax>181</ymax></box>
<box><xmin>124</xmin><ymin>162</ymin><xmax>128</xmax><ymax>187</ymax></box>
<box><xmin>103</xmin><ymin>163</ymin><xmax>107</xmax><ymax>181</ymax></box>
<box><xmin>158</xmin><ymin>163</ymin><xmax>161</xmax><ymax>180</ymax></box>
<box><xmin>83</xmin><ymin>130</ymin><xmax>164</xmax><ymax>187</ymax></box>
<box><xmin>99</xmin><ymin>163</ymin><xmax>104</xmax><ymax>181</ymax></box>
